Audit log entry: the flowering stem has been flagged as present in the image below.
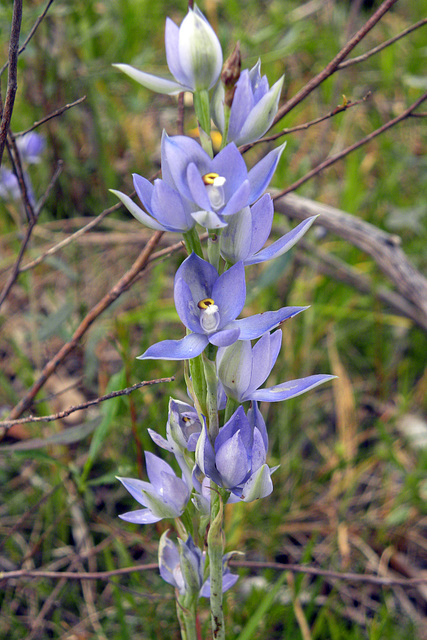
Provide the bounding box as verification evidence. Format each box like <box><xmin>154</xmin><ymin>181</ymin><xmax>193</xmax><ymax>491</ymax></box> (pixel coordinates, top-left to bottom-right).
<box><xmin>224</xmin><ymin>397</ymin><xmax>239</xmax><ymax>424</ymax></box>
<box><xmin>203</xmin><ymin>355</ymin><xmax>218</xmax><ymax>439</ymax></box>
<box><xmin>207</xmin><ymin>230</ymin><xmax>221</xmax><ymax>271</ymax></box>
<box><xmin>208</xmin><ymin>487</ymin><xmax>225</xmax><ymax>640</ymax></box>
<box><xmin>183</xmin><ymin>228</ymin><xmax>204</xmax><ymax>259</ymax></box>
<box><xmin>219</xmin><ymin>104</ymin><xmax>231</xmax><ymax>151</ymax></box>
<box><xmin>194</xmin><ymin>90</ymin><xmax>213</xmax><ymax>158</ymax></box>
<box><xmin>188</xmin><ymin>354</ymin><xmax>208</xmax><ymax>418</ymax></box>
<box><xmin>177</xmin><ymin>597</ymin><xmax>198</xmax><ymax>640</ymax></box>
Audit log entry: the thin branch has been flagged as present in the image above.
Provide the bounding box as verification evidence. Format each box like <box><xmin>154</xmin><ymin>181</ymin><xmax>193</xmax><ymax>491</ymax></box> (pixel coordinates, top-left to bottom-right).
<box><xmin>0</xmin><ymin>0</ymin><xmax>56</xmax><ymax>78</ymax></box>
<box><xmin>0</xmin><ymin>0</ymin><xmax>23</xmax><ymax>166</ymax></box>
<box><xmin>14</xmin><ymin>96</ymin><xmax>87</xmax><ymax>137</ymax></box>
<box><xmin>337</xmin><ymin>18</ymin><xmax>427</xmax><ymax>70</ymax></box>
<box><xmin>273</xmin><ymin>0</ymin><xmax>399</xmax><ymax>125</ymax></box>
<box><xmin>18</xmin><ymin>201</ymin><xmax>123</xmax><ymax>273</ymax></box>
<box><xmin>243</xmin><ymin>93</ymin><xmax>371</xmax><ymax>150</ymax></box>
<box><xmin>1</xmin><ymin>230</ymin><xmax>164</xmax><ymax>429</ymax></box>
<box><xmin>0</xmin><ymin>378</ymin><xmax>175</xmax><ymax>430</ymax></box>
<box><xmin>34</xmin><ymin>160</ymin><xmax>63</xmax><ymax>216</ymax></box>
<box><xmin>273</xmin><ymin>91</ymin><xmax>427</xmax><ymax>199</ymax></box>
<box><xmin>2</xmin><ymin>560</ymin><xmax>427</xmax><ymax>588</ymax></box>
<box><xmin>0</xmin><ymin>160</ymin><xmax>62</xmax><ymax>310</ymax></box>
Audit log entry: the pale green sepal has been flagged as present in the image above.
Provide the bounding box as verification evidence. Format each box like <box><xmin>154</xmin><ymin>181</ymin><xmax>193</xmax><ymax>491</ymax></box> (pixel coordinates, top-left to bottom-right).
<box><xmin>241</xmin><ymin>464</ymin><xmax>273</xmax><ymax>502</ymax></box>
<box><xmin>113</xmin><ymin>63</ymin><xmax>185</xmax><ymax>95</ymax></box>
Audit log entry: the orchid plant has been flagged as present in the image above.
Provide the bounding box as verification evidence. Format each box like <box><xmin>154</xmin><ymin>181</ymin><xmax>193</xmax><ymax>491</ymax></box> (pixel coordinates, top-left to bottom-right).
<box><xmin>113</xmin><ymin>4</ymin><xmax>334</xmax><ymax>638</ymax></box>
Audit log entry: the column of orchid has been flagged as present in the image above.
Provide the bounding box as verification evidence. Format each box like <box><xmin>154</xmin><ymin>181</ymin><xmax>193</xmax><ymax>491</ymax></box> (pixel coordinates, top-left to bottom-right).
<box><xmin>112</xmin><ymin>5</ymin><xmax>333</xmax><ymax>639</ymax></box>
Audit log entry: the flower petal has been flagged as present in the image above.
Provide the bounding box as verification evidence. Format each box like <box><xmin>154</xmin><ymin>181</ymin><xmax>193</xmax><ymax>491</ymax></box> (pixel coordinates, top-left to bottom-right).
<box><xmin>113</xmin><ymin>64</ymin><xmax>186</xmax><ymax>94</ymax></box>
<box><xmin>246</xmin><ymin>216</ymin><xmax>318</xmax><ymax>265</ymax></box>
<box><xmin>247</xmin><ymin>143</ymin><xmax>286</xmax><ymax>203</ymax></box>
<box><xmin>240</xmin><ymin>464</ymin><xmax>273</xmax><ymax>502</ymax></box>
<box><xmin>110</xmin><ymin>189</ymin><xmax>166</xmax><ymax>231</ymax></box>
<box><xmin>235</xmin><ymin>306</ymin><xmax>307</xmax><ymax>341</ymax></box>
<box><xmin>250</xmin><ymin>374</ymin><xmax>336</xmax><ymax>402</ymax></box>
<box><xmin>119</xmin><ymin>508</ymin><xmax>162</xmax><ymax>524</ymax></box>
<box><xmin>212</xmin><ymin>261</ymin><xmax>246</xmax><ymax>326</ymax></box>
<box><xmin>208</xmin><ymin>326</ymin><xmax>241</xmax><ymax>347</ymax></box>
<box><xmin>137</xmin><ymin>333</ymin><xmax>208</xmax><ymax>360</ymax></box>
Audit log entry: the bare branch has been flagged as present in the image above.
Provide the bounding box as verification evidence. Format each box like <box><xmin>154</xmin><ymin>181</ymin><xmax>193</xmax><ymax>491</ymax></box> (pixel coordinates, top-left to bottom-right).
<box><xmin>273</xmin><ymin>193</ymin><xmax>427</xmax><ymax>329</ymax></box>
<box><xmin>1</xmin><ymin>231</ymin><xmax>164</xmax><ymax>429</ymax></box>
<box><xmin>2</xmin><ymin>560</ymin><xmax>427</xmax><ymax>588</ymax></box>
<box><xmin>337</xmin><ymin>18</ymin><xmax>427</xmax><ymax>70</ymax></box>
<box><xmin>273</xmin><ymin>0</ymin><xmax>399</xmax><ymax>125</ymax></box>
<box><xmin>242</xmin><ymin>93</ymin><xmax>371</xmax><ymax>151</ymax></box>
<box><xmin>273</xmin><ymin>91</ymin><xmax>427</xmax><ymax>198</ymax></box>
<box><xmin>0</xmin><ymin>377</ymin><xmax>175</xmax><ymax>430</ymax></box>
<box><xmin>0</xmin><ymin>0</ymin><xmax>56</xmax><ymax>78</ymax></box>
<box><xmin>0</xmin><ymin>0</ymin><xmax>23</xmax><ymax>166</ymax></box>
<box><xmin>15</xmin><ymin>96</ymin><xmax>87</xmax><ymax>137</ymax></box>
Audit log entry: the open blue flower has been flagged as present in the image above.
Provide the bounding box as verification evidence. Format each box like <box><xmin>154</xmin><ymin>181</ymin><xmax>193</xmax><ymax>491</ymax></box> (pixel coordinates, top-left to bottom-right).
<box><xmin>16</xmin><ymin>132</ymin><xmax>45</xmax><ymax>164</ymax></box>
<box><xmin>195</xmin><ymin>405</ymin><xmax>275</xmax><ymax>502</ymax></box>
<box><xmin>114</xmin><ymin>5</ymin><xmax>222</xmax><ymax>95</ymax></box>
<box><xmin>213</xmin><ymin>60</ymin><xmax>284</xmax><ymax>146</ymax></box>
<box><xmin>160</xmin><ymin>133</ymin><xmax>285</xmax><ymax>228</ymax></box>
<box><xmin>220</xmin><ymin>194</ymin><xmax>318</xmax><ymax>265</ymax></box>
<box><xmin>217</xmin><ymin>331</ymin><xmax>335</xmax><ymax>403</ymax></box>
<box><xmin>138</xmin><ymin>253</ymin><xmax>307</xmax><ymax>360</ymax></box>
<box><xmin>117</xmin><ymin>452</ymin><xmax>190</xmax><ymax>524</ymax></box>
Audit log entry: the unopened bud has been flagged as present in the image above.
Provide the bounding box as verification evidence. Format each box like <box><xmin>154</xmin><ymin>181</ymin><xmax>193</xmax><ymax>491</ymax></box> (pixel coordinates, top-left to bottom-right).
<box><xmin>221</xmin><ymin>42</ymin><xmax>241</xmax><ymax>108</ymax></box>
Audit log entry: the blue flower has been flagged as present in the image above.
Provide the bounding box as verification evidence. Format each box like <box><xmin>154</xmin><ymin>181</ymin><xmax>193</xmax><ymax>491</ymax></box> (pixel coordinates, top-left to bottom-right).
<box><xmin>16</xmin><ymin>132</ymin><xmax>45</xmax><ymax>164</ymax></box>
<box><xmin>195</xmin><ymin>404</ymin><xmax>276</xmax><ymax>502</ymax></box>
<box><xmin>213</xmin><ymin>60</ymin><xmax>284</xmax><ymax>145</ymax></box>
<box><xmin>117</xmin><ymin>452</ymin><xmax>190</xmax><ymax>524</ymax></box>
<box><xmin>138</xmin><ymin>253</ymin><xmax>307</xmax><ymax>360</ymax></box>
<box><xmin>160</xmin><ymin>133</ymin><xmax>285</xmax><ymax>228</ymax></box>
<box><xmin>114</xmin><ymin>5</ymin><xmax>222</xmax><ymax>95</ymax></box>
<box><xmin>0</xmin><ymin>168</ymin><xmax>20</xmax><ymax>201</ymax></box>
<box><xmin>220</xmin><ymin>194</ymin><xmax>318</xmax><ymax>265</ymax></box>
<box><xmin>159</xmin><ymin>531</ymin><xmax>238</xmax><ymax>597</ymax></box>
<box><xmin>217</xmin><ymin>331</ymin><xmax>335</xmax><ymax>402</ymax></box>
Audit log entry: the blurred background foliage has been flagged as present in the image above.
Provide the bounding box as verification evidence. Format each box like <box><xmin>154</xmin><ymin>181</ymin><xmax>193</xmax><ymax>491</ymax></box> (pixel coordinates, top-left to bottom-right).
<box><xmin>0</xmin><ymin>0</ymin><xmax>426</xmax><ymax>638</ymax></box>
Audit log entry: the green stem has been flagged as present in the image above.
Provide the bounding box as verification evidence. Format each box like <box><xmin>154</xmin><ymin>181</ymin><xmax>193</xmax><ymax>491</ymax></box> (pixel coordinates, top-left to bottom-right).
<box><xmin>208</xmin><ymin>487</ymin><xmax>225</xmax><ymax>640</ymax></box>
<box><xmin>207</xmin><ymin>229</ymin><xmax>221</xmax><ymax>271</ymax></box>
<box><xmin>183</xmin><ymin>227</ymin><xmax>204</xmax><ymax>259</ymax></box>
<box><xmin>189</xmin><ymin>354</ymin><xmax>207</xmax><ymax>418</ymax></box>
<box><xmin>203</xmin><ymin>355</ymin><xmax>218</xmax><ymax>439</ymax></box>
<box><xmin>224</xmin><ymin>397</ymin><xmax>240</xmax><ymax>424</ymax></box>
<box><xmin>177</xmin><ymin>598</ymin><xmax>198</xmax><ymax>640</ymax></box>
<box><xmin>194</xmin><ymin>89</ymin><xmax>213</xmax><ymax>158</ymax></box>
<box><xmin>219</xmin><ymin>104</ymin><xmax>231</xmax><ymax>151</ymax></box>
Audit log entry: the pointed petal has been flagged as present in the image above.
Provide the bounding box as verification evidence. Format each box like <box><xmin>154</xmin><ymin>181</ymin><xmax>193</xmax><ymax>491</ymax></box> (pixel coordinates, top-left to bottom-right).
<box><xmin>113</xmin><ymin>64</ymin><xmax>186</xmax><ymax>94</ymax></box>
<box><xmin>247</xmin><ymin>143</ymin><xmax>286</xmax><ymax>203</ymax></box>
<box><xmin>220</xmin><ymin>206</ymin><xmax>252</xmax><ymax>263</ymax></box>
<box><xmin>235</xmin><ymin>306</ymin><xmax>307</xmax><ymax>341</ymax></box>
<box><xmin>246</xmin><ymin>194</ymin><xmax>274</xmax><ymax>257</ymax></box>
<box><xmin>216</xmin><ymin>430</ymin><xmax>251</xmax><ymax>488</ymax></box>
<box><xmin>110</xmin><ymin>189</ymin><xmax>166</xmax><ymax>231</ymax></box>
<box><xmin>246</xmin><ymin>216</ymin><xmax>318</xmax><ymax>265</ymax></box>
<box><xmin>208</xmin><ymin>326</ymin><xmax>241</xmax><ymax>347</ymax></box>
<box><xmin>234</xmin><ymin>76</ymin><xmax>284</xmax><ymax>146</ymax></box>
<box><xmin>148</xmin><ymin>428</ymin><xmax>172</xmax><ymax>452</ymax></box>
<box><xmin>137</xmin><ymin>333</ymin><xmax>208</xmax><ymax>360</ymax></box>
<box><xmin>217</xmin><ymin>340</ymin><xmax>252</xmax><ymax>401</ymax></box>
<box><xmin>119</xmin><ymin>508</ymin><xmax>162</xmax><ymax>524</ymax></box>
<box><xmin>246</xmin><ymin>332</ymin><xmax>278</xmax><ymax>396</ymax></box>
<box><xmin>165</xmin><ymin>17</ymin><xmax>190</xmax><ymax>86</ymax></box>
<box><xmin>250</xmin><ymin>374</ymin><xmax>336</xmax><ymax>402</ymax></box>
<box><xmin>151</xmin><ymin>180</ymin><xmax>194</xmax><ymax>231</ymax></box>
<box><xmin>213</xmin><ymin>261</ymin><xmax>246</xmax><ymax>326</ymax></box>
<box><xmin>227</xmin><ymin>70</ymin><xmax>253</xmax><ymax>141</ymax></box>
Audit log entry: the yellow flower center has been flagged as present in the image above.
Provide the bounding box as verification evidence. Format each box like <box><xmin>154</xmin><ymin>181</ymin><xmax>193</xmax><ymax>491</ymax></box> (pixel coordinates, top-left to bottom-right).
<box><xmin>202</xmin><ymin>172</ymin><xmax>220</xmax><ymax>185</ymax></box>
<box><xmin>198</xmin><ymin>297</ymin><xmax>215</xmax><ymax>309</ymax></box>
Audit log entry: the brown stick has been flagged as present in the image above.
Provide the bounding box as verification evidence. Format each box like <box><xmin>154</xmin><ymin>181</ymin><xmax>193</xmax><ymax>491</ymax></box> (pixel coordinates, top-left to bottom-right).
<box><xmin>1</xmin><ymin>561</ymin><xmax>427</xmax><ymax>588</ymax></box>
<box><xmin>273</xmin><ymin>0</ymin><xmax>399</xmax><ymax>126</ymax></box>
<box><xmin>15</xmin><ymin>96</ymin><xmax>87</xmax><ymax>136</ymax></box>
<box><xmin>2</xmin><ymin>231</ymin><xmax>164</xmax><ymax>428</ymax></box>
<box><xmin>0</xmin><ymin>377</ymin><xmax>175</xmax><ymax>431</ymax></box>
<box><xmin>0</xmin><ymin>0</ymin><xmax>23</xmax><ymax>166</ymax></box>
<box><xmin>273</xmin><ymin>193</ymin><xmax>427</xmax><ymax>327</ymax></box>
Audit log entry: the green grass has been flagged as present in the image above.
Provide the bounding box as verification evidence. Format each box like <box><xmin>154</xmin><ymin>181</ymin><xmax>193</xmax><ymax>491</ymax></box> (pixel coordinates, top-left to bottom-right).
<box><xmin>1</xmin><ymin>0</ymin><xmax>426</xmax><ymax>638</ymax></box>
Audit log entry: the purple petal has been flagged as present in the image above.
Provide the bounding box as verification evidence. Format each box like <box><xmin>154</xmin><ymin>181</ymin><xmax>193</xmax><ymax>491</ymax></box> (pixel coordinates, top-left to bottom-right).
<box><xmin>175</xmin><ymin>253</ymin><xmax>218</xmax><ymax>308</ymax></box>
<box><xmin>246</xmin><ymin>216</ymin><xmax>317</xmax><ymax>266</ymax></box>
<box><xmin>247</xmin><ymin>143</ymin><xmax>286</xmax><ymax>203</ymax></box>
<box><xmin>212</xmin><ymin>143</ymin><xmax>248</xmax><ymax>195</ymax></box>
<box><xmin>208</xmin><ymin>326</ymin><xmax>241</xmax><ymax>347</ymax></box>
<box><xmin>220</xmin><ymin>206</ymin><xmax>253</xmax><ymax>263</ymax></box>
<box><xmin>191</xmin><ymin>209</ymin><xmax>228</xmax><ymax>229</ymax></box>
<box><xmin>216</xmin><ymin>430</ymin><xmax>251</xmax><ymax>487</ymax></box>
<box><xmin>247</xmin><ymin>402</ymin><xmax>268</xmax><ymax>451</ymax></box>
<box><xmin>133</xmin><ymin>173</ymin><xmax>154</xmax><ymax>211</ymax></box>
<box><xmin>228</xmin><ymin>70</ymin><xmax>253</xmax><ymax>141</ymax></box>
<box><xmin>250</xmin><ymin>374</ymin><xmax>336</xmax><ymax>403</ymax></box>
<box><xmin>247</xmin><ymin>331</ymin><xmax>282</xmax><ymax>397</ymax></box>
<box><xmin>220</xmin><ymin>180</ymin><xmax>251</xmax><ymax>216</ymax></box>
<box><xmin>151</xmin><ymin>180</ymin><xmax>194</xmax><ymax>231</ymax></box>
<box><xmin>165</xmin><ymin>17</ymin><xmax>190</xmax><ymax>86</ymax></box>
<box><xmin>212</xmin><ymin>261</ymin><xmax>246</xmax><ymax>326</ymax></box>
<box><xmin>117</xmin><ymin>476</ymin><xmax>152</xmax><ymax>507</ymax></box>
<box><xmin>235</xmin><ymin>306</ymin><xmax>307</xmax><ymax>340</ymax></box>
<box><xmin>111</xmin><ymin>190</ymin><xmax>166</xmax><ymax>231</ymax></box>
<box><xmin>148</xmin><ymin>428</ymin><xmax>172</xmax><ymax>452</ymax></box>
<box><xmin>186</xmin><ymin>162</ymin><xmax>213</xmax><ymax>211</ymax></box>
<box><xmin>247</xmin><ymin>194</ymin><xmax>274</xmax><ymax>257</ymax></box>
<box><xmin>215</xmin><ymin>406</ymin><xmax>251</xmax><ymax>452</ymax></box>
<box><xmin>137</xmin><ymin>333</ymin><xmax>208</xmax><ymax>360</ymax></box>
<box><xmin>145</xmin><ymin>451</ymin><xmax>176</xmax><ymax>488</ymax></box>
<box><xmin>162</xmin><ymin>134</ymin><xmax>210</xmax><ymax>199</ymax></box>
<box><xmin>217</xmin><ymin>341</ymin><xmax>252</xmax><ymax>401</ymax></box>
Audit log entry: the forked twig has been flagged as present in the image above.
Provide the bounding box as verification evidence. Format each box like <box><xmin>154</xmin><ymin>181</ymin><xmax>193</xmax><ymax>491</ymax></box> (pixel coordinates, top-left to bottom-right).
<box><xmin>15</xmin><ymin>96</ymin><xmax>87</xmax><ymax>137</ymax></box>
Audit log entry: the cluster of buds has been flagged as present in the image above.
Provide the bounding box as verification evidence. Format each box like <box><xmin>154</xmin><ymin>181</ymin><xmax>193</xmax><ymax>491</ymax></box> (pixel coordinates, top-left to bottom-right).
<box><xmin>112</xmin><ymin>4</ymin><xmax>333</xmax><ymax>633</ymax></box>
